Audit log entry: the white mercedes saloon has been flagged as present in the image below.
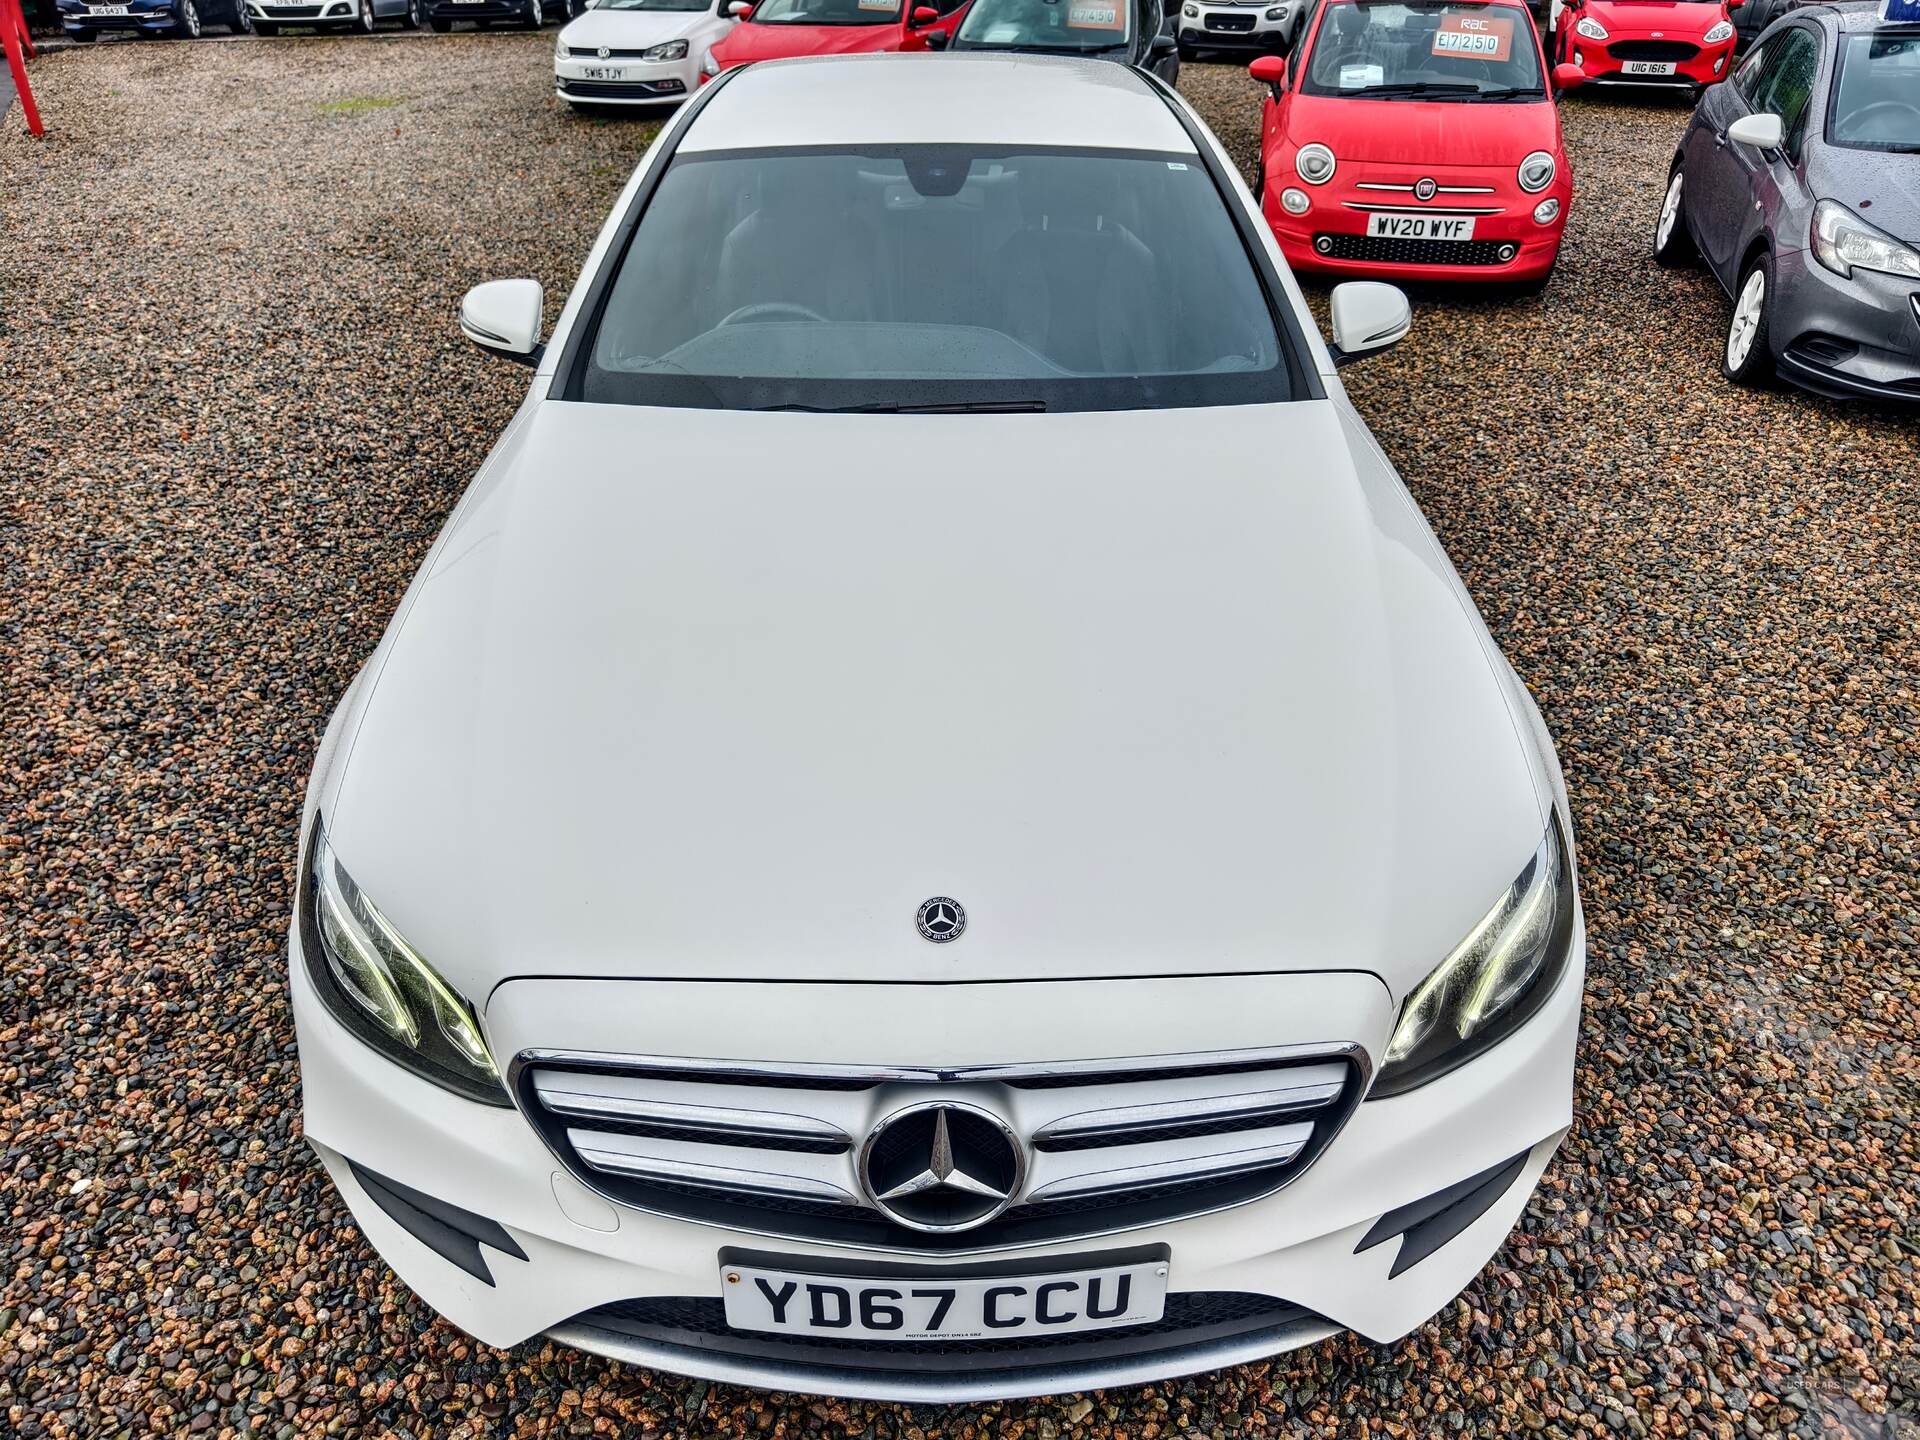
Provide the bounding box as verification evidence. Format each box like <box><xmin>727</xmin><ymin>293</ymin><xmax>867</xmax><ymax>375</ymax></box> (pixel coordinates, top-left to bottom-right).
<box><xmin>292</xmin><ymin>53</ymin><xmax>1585</xmax><ymax>1402</ymax></box>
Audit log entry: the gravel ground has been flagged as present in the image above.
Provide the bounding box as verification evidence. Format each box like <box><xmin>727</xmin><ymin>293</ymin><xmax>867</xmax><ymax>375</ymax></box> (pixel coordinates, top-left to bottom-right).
<box><xmin>4</xmin><ymin>34</ymin><xmax>1918</xmax><ymax>1440</ymax></box>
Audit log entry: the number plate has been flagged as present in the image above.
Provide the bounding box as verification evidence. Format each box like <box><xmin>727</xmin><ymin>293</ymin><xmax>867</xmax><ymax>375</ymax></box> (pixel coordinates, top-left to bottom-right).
<box><xmin>89</xmin><ymin>4</ymin><xmax>131</xmax><ymax>12</ymax></box>
<box><xmin>721</xmin><ymin>1256</ymin><xmax>1169</xmax><ymax>1340</ymax></box>
<box><xmin>579</xmin><ymin>65</ymin><xmax>626</xmax><ymax>80</ymax></box>
<box><xmin>1366</xmin><ymin>212</ymin><xmax>1477</xmax><ymax>241</ymax></box>
<box><xmin>1622</xmin><ymin>60</ymin><xmax>1677</xmax><ymax>75</ymax></box>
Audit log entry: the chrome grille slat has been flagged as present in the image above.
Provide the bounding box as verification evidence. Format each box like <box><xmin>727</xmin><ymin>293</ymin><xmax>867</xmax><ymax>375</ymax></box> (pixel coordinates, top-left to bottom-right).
<box><xmin>1031</xmin><ymin>1073</ymin><xmax>1345</xmax><ymax>1149</ymax></box>
<box><xmin>1025</xmin><ymin>1128</ymin><xmax>1316</xmax><ymax>1203</ymax></box>
<box><xmin>516</xmin><ymin>1043</ymin><xmax>1368</xmax><ymax>1252</ymax></box>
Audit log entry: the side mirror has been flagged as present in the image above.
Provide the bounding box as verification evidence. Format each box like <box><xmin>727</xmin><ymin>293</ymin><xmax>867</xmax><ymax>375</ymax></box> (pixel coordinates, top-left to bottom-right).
<box><xmin>1150</xmin><ymin>31</ymin><xmax>1176</xmax><ymax>56</ymax></box>
<box><xmin>727</xmin><ymin>0</ymin><xmax>752</xmax><ymax>15</ymax></box>
<box><xmin>924</xmin><ymin>27</ymin><xmax>949</xmax><ymax>46</ymax></box>
<box><xmin>1725</xmin><ymin>0</ymin><xmax>1743</xmax><ymax>8</ymax></box>
<box><xmin>1248</xmin><ymin>55</ymin><xmax>1287</xmax><ymax>92</ymax></box>
<box><xmin>1328</xmin><ymin>281</ymin><xmax>1411</xmax><ymax>367</ymax></box>
<box><xmin>1551</xmin><ymin>62</ymin><xmax>1585</xmax><ymax>90</ymax></box>
<box><xmin>460</xmin><ymin>278</ymin><xmax>545</xmax><ymax>366</ymax></box>
<box><xmin>1726</xmin><ymin>111</ymin><xmax>1784</xmax><ymax>149</ymax></box>
<box><xmin>911</xmin><ymin>4</ymin><xmax>938</xmax><ymax>21</ymax></box>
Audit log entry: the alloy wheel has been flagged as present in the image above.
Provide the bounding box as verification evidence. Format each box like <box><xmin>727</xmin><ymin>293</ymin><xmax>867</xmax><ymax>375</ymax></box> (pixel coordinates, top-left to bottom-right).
<box><xmin>179</xmin><ymin>0</ymin><xmax>201</xmax><ymax>35</ymax></box>
<box><xmin>1656</xmin><ymin>173</ymin><xmax>1682</xmax><ymax>251</ymax></box>
<box><xmin>359</xmin><ymin>0</ymin><xmax>374</xmax><ymax>29</ymax></box>
<box><xmin>1726</xmin><ymin>268</ymin><xmax>1766</xmax><ymax>371</ymax></box>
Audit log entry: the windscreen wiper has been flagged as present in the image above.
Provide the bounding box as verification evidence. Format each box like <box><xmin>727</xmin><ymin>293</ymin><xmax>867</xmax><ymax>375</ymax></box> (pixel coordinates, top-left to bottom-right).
<box><xmin>751</xmin><ymin>400</ymin><xmax>1048</xmax><ymax>414</ymax></box>
<box><xmin>1349</xmin><ymin>82</ymin><xmax>1481</xmax><ymax>98</ymax></box>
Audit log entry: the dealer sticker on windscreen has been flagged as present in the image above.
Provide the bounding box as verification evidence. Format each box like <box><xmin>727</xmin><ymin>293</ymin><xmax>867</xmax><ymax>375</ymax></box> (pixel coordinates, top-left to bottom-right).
<box><xmin>1067</xmin><ymin>2</ymin><xmax>1126</xmax><ymax>28</ymax></box>
<box><xmin>721</xmin><ymin>1256</ymin><xmax>1169</xmax><ymax>1341</ymax></box>
<box><xmin>1431</xmin><ymin>10</ymin><xmax>1514</xmax><ymax>60</ymax></box>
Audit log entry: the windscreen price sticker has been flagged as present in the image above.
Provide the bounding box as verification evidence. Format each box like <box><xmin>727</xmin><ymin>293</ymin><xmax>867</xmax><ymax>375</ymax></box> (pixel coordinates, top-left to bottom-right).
<box><xmin>857</xmin><ymin>0</ymin><xmax>895</xmax><ymax>10</ymax></box>
<box><xmin>1432</xmin><ymin>11</ymin><xmax>1514</xmax><ymax>60</ymax></box>
<box><xmin>1068</xmin><ymin>2</ymin><xmax>1125</xmax><ymax>27</ymax></box>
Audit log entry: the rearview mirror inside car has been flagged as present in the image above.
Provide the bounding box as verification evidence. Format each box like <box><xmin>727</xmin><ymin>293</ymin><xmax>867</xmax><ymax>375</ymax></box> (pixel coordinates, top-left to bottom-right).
<box><xmin>1248</xmin><ymin>55</ymin><xmax>1287</xmax><ymax>91</ymax></box>
<box><xmin>1552</xmin><ymin>63</ymin><xmax>1585</xmax><ymax>91</ymax></box>
<box><xmin>1328</xmin><ymin>282</ymin><xmax>1412</xmax><ymax>367</ymax></box>
<box><xmin>459</xmin><ymin>279</ymin><xmax>545</xmax><ymax>367</ymax></box>
<box><xmin>1726</xmin><ymin>112</ymin><xmax>1784</xmax><ymax>150</ymax></box>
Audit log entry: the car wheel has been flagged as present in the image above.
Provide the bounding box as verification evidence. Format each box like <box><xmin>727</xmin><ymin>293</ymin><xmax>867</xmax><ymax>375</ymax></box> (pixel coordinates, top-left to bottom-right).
<box><xmin>230</xmin><ymin>0</ymin><xmax>252</xmax><ymax>31</ymax></box>
<box><xmin>1176</xmin><ymin>39</ymin><xmax>1193</xmax><ymax>60</ymax></box>
<box><xmin>174</xmin><ymin>0</ymin><xmax>202</xmax><ymax>36</ymax></box>
<box><xmin>401</xmin><ymin>0</ymin><xmax>420</xmax><ymax>25</ymax></box>
<box><xmin>1722</xmin><ymin>254</ymin><xmax>1776</xmax><ymax>387</ymax></box>
<box><xmin>520</xmin><ymin>0</ymin><xmax>541</xmax><ymax>27</ymax></box>
<box><xmin>354</xmin><ymin>0</ymin><xmax>374</xmax><ymax>29</ymax></box>
<box><xmin>1652</xmin><ymin>166</ymin><xmax>1697</xmax><ymax>266</ymax></box>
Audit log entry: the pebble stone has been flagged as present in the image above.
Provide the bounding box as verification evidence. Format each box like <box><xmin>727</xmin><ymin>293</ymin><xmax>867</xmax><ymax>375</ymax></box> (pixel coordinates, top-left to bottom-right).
<box><xmin>3</xmin><ymin>33</ymin><xmax>1918</xmax><ymax>1440</ymax></box>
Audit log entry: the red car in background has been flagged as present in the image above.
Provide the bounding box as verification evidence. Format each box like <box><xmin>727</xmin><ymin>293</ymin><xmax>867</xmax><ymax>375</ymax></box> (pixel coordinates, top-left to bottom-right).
<box><xmin>703</xmin><ymin>0</ymin><xmax>968</xmax><ymax>74</ymax></box>
<box><xmin>1549</xmin><ymin>0</ymin><xmax>1740</xmax><ymax>94</ymax></box>
<box><xmin>1253</xmin><ymin>0</ymin><xmax>1581</xmax><ymax>290</ymax></box>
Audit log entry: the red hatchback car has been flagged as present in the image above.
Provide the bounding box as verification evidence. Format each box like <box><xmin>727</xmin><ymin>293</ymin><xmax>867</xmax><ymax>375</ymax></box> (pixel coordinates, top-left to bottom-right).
<box><xmin>1254</xmin><ymin>0</ymin><xmax>1581</xmax><ymax>289</ymax></box>
<box><xmin>704</xmin><ymin>0</ymin><xmax>968</xmax><ymax>74</ymax></box>
<box><xmin>1548</xmin><ymin>0</ymin><xmax>1740</xmax><ymax>96</ymax></box>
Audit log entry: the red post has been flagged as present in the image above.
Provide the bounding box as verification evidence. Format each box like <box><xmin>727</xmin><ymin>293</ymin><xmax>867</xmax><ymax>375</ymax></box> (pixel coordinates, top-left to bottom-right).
<box><xmin>1</xmin><ymin>0</ymin><xmax>43</xmax><ymax>137</ymax></box>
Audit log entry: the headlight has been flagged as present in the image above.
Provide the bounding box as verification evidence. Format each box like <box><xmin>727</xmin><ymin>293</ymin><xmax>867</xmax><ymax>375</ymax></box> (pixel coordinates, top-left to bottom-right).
<box><xmin>1702</xmin><ymin>18</ymin><xmax>1733</xmax><ymax>43</ymax></box>
<box><xmin>1294</xmin><ymin>143</ymin><xmax>1336</xmax><ymax>185</ymax></box>
<box><xmin>1811</xmin><ymin>198</ymin><xmax>1920</xmax><ymax>281</ymax></box>
<box><xmin>301</xmin><ymin>822</ymin><xmax>508</xmax><ymax>1106</ymax></box>
<box><xmin>642</xmin><ymin>38</ymin><xmax>689</xmax><ymax>60</ymax></box>
<box><xmin>1280</xmin><ymin>186</ymin><xmax>1310</xmax><ymax>214</ymax></box>
<box><xmin>1517</xmin><ymin>150</ymin><xmax>1555</xmax><ymax>193</ymax></box>
<box><xmin>1372</xmin><ymin>817</ymin><xmax>1575</xmax><ymax>1098</ymax></box>
<box><xmin>1573</xmin><ymin>15</ymin><xmax>1606</xmax><ymax>40</ymax></box>
<box><xmin>1183</xmin><ymin>3</ymin><xmax>1197</xmax><ymax>15</ymax></box>
<box><xmin>554</xmin><ymin>30</ymin><xmax>567</xmax><ymax>60</ymax></box>
<box><xmin>1264</xmin><ymin>5</ymin><xmax>1286</xmax><ymax>17</ymax></box>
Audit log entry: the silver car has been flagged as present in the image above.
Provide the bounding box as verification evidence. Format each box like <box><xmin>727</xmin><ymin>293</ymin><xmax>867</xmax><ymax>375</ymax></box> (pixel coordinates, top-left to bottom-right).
<box><xmin>1653</xmin><ymin>0</ymin><xmax>1920</xmax><ymax>399</ymax></box>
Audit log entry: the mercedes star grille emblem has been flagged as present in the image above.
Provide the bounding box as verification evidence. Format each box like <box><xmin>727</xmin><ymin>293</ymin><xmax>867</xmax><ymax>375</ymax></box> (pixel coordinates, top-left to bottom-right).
<box><xmin>1414</xmin><ymin>177</ymin><xmax>1438</xmax><ymax>202</ymax></box>
<box><xmin>859</xmin><ymin>1102</ymin><xmax>1024</xmax><ymax>1232</ymax></box>
<box><xmin>916</xmin><ymin>896</ymin><xmax>965</xmax><ymax>943</ymax></box>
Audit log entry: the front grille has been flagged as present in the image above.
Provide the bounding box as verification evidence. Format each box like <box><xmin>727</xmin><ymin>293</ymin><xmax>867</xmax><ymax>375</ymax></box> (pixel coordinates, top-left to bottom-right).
<box><xmin>565</xmin><ymin>1290</ymin><xmax>1324</xmax><ymax>1377</ymax></box>
<box><xmin>566</xmin><ymin>44</ymin><xmax>663</xmax><ymax>56</ymax></box>
<box><xmin>517</xmin><ymin>1046</ymin><xmax>1365</xmax><ymax>1251</ymax></box>
<box><xmin>558</xmin><ymin>79</ymin><xmax>686</xmax><ymax>98</ymax></box>
<box><xmin>1315</xmin><ymin>233</ymin><xmax>1509</xmax><ymax>267</ymax></box>
<box><xmin>1205</xmin><ymin>12</ymin><xmax>1257</xmax><ymax>29</ymax></box>
<box><xmin>1608</xmin><ymin>39</ymin><xmax>1699</xmax><ymax>61</ymax></box>
<box><xmin>261</xmin><ymin>4</ymin><xmax>323</xmax><ymax>14</ymax></box>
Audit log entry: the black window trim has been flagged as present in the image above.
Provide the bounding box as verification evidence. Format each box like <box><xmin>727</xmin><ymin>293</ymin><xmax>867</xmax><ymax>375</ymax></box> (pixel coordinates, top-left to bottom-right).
<box><xmin>552</xmin><ymin>68</ymin><xmax>1325</xmax><ymax>409</ymax></box>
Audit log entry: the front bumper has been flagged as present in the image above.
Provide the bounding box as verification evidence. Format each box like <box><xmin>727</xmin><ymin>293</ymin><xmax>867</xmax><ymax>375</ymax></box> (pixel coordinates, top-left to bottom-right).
<box><xmin>1565</xmin><ymin>34</ymin><xmax>1734</xmax><ymax>89</ymax></box>
<box><xmin>293</xmin><ymin>918</ymin><xmax>1584</xmax><ymax>1399</ymax></box>
<box><xmin>60</xmin><ymin>7</ymin><xmax>181</xmax><ymax>29</ymax></box>
<box><xmin>1770</xmin><ymin>247</ymin><xmax>1920</xmax><ymax>403</ymax></box>
<box><xmin>1264</xmin><ymin>164</ymin><xmax>1570</xmax><ymax>284</ymax></box>
<box><xmin>554</xmin><ymin>54</ymin><xmax>695</xmax><ymax>104</ymax></box>
<box><xmin>249</xmin><ymin>0</ymin><xmax>362</xmax><ymax>21</ymax></box>
<box><xmin>1178</xmin><ymin>4</ymin><xmax>1292</xmax><ymax>47</ymax></box>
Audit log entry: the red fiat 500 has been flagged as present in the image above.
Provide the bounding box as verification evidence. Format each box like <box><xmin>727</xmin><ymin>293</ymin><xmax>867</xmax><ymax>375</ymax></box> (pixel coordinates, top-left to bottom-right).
<box><xmin>704</xmin><ymin>0</ymin><xmax>968</xmax><ymax>74</ymax></box>
<box><xmin>1550</xmin><ymin>0</ymin><xmax>1740</xmax><ymax>95</ymax></box>
<box><xmin>1254</xmin><ymin>0</ymin><xmax>1580</xmax><ymax>288</ymax></box>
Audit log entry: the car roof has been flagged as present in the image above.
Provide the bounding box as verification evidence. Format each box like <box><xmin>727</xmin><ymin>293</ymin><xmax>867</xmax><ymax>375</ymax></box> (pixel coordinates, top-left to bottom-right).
<box><xmin>677</xmin><ymin>53</ymin><xmax>1195</xmax><ymax>155</ymax></box>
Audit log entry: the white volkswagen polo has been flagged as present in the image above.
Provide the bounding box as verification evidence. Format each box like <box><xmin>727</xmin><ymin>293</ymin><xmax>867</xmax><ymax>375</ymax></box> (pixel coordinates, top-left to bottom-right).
<box><xmin>553</xmin><ymin>0</ymin><xmax>735</xmax><ymax>109</ymax></box>
<box><xmin>293</xmin><ymin>53</ymin><xmax>1586</xmax><ymax>1402</ymax></box>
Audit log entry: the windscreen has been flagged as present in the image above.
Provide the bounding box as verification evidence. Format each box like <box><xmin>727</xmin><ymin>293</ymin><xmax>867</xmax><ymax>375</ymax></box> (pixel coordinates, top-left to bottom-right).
<box><xmin>1301</xmin><ymin>1</ymin><xmax>1545</xmax><ymax>98</ymax></box>
<box><xmin>748</xmin><ymin>0</ymin><xmax>904</xmax><ymax>23</ymax></box>
<box><xmin>1828</xmin><ymin>33</ymin><xmax>1920</xmax><ymax>151</ymax></box>
<box><xmin>956</xmin><ymin>0</ymin><xmax>1134</xmax><ymax>51</ymax></box>
<box><xmin>577</xmin><ymin>146</ymin><xmax>1293</xmax><ymax>412</ymax></box>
